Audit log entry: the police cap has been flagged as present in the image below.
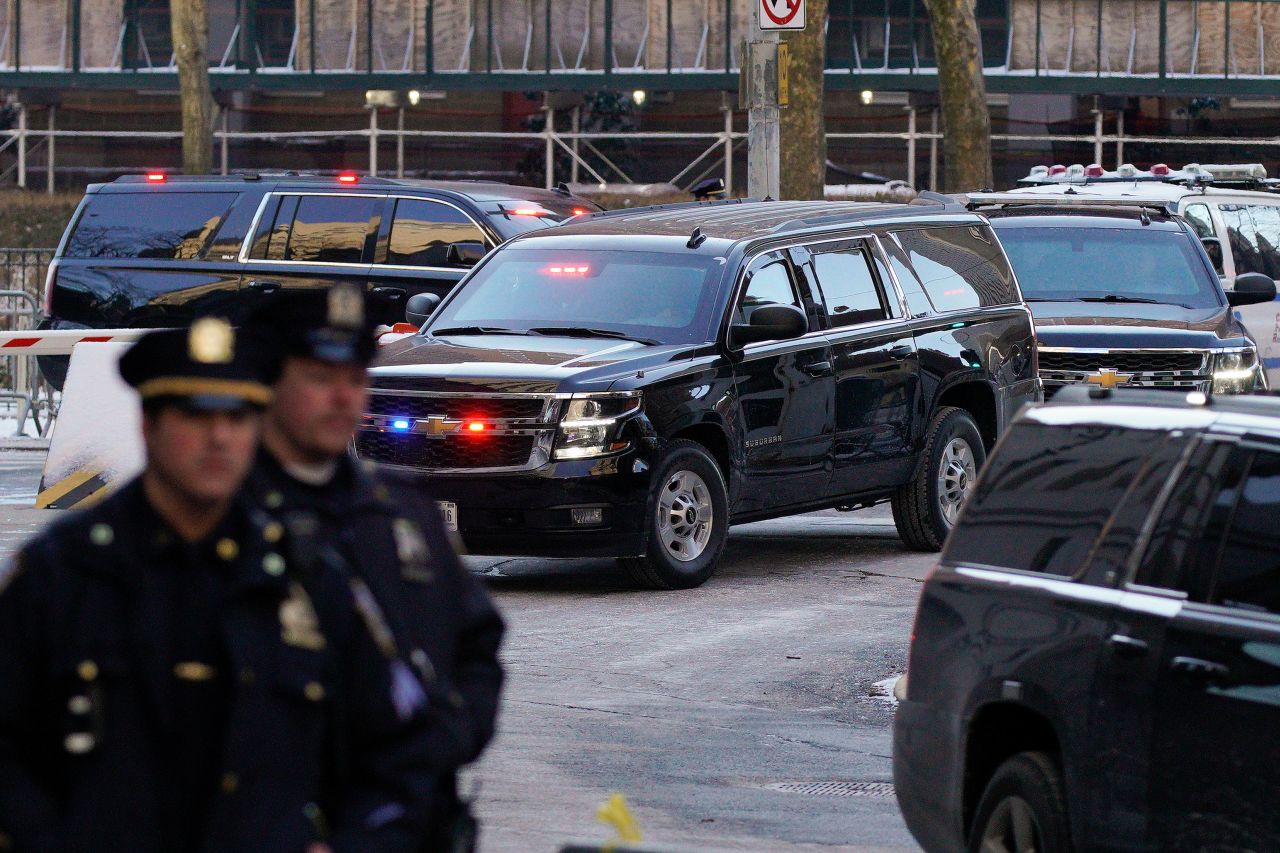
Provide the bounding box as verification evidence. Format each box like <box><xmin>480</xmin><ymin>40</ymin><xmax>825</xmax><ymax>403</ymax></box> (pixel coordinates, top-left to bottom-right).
<box><xmin>119</xmin><ymin>318</ymin><xmax>274</xmax><ymax>411</ymax></box>
<box><xmin>248</xmin><ymin>284</ymin><xmax>378</xmax><ymax>366</ymax></box>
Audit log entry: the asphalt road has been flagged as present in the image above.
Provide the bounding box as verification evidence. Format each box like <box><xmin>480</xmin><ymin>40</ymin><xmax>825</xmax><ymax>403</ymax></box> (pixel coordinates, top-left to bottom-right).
<box><xmin>0</xmin><ymin>449</ymin><xmax>930</xmax><ymax>852</ymax></box>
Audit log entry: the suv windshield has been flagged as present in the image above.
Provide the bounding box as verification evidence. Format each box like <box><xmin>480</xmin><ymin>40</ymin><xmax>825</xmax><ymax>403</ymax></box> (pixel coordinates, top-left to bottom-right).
<box><xmin>995</xmin><ymin>225</ymin><xmax>1224</xmax><ymax>309</ymax></box>
<box><xmin>427</xmin><ymin>247</ymin><xmax>726</xmax><ymax>345</ymax></box>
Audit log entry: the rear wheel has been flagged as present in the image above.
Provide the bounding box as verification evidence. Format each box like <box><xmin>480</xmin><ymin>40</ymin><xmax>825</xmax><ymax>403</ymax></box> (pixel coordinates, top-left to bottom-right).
<box><xmin>619</xmin><ymin>439</ymin><xmax>728</xmax><ymax>590</ymax></box>
<box><xmin>892</xmin><ymin>406</ymin><xmax>985</xmax><ymax>551</ymax></box>
<box><xmin>967</xmin><ymin>751</ymin><xmax>1073</xmax><ymax>853</ymax></box>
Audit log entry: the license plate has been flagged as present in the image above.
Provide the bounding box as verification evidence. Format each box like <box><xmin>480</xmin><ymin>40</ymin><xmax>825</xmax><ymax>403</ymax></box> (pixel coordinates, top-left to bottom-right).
<box><xmin>437</xmin><ymin>501</ymin><xmax>458</xmax><ymax>532</ymax></box>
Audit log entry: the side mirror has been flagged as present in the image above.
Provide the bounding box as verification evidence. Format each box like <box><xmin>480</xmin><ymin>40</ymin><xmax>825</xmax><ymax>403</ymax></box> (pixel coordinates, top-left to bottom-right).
<box><xmin>1228</xmin><ymin>272</ymin><xmax>1277</xmax><ymax>307</ymax></box>
<box><xmin>730</xmin><ymin>304</ymin><xmax>808</xmax><ymax>347</ymax></box>
<box><xmin>1201</xmin><ymin>237</ymin><xmax>1225</xmax><ymax>275</ymax></box>
<box><xmin>444</xmin><ymin>241</ymin><xmax>486</xmax><ymax>268</ymax></box>
<box><xmin>406</xmin><ymin>292</ymin><xmax>441</xmax><ymax>327</ymax></box>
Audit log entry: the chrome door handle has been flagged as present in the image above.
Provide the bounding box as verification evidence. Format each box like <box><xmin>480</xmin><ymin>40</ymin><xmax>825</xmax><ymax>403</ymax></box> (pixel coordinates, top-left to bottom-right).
<box><xmin>246</xmin><ymin>279</ymin><xmax>282</xmax><ymax>293</ymax></box>
<box><xmin>801</xmin><ymin>361</ymin><xmax>833</xmax><ymax>377</ymax></box>
<box><xmin>1170</xmin><ymin>656</ymin><xmax>1230</xmax><ymax>683</ymax></box>
<box><xmin>1107</xmin><ymin>634</ymin><xmax>1149</xmax><ymax>658</ymax></box>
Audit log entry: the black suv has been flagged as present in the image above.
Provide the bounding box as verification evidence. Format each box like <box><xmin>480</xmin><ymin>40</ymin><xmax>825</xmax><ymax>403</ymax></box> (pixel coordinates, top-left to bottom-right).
<box><xmin>895</xmin><ymin>386</ymin><xmax>1280</xmax><ymax>852</ymax></box>
<box><xmin>968</xmin><ymin>195</ymin><xmax>1276</xmax><ymax>397</ymax></box>
<box><xmin>364</xmin><ymin>197</ymin><xmax>1040</xmax><ymax>588</ymax></box>
<box><xmin>39</xmin><ymin>173</ymin><xmax>600</xmax><ymax>387</ymax></box>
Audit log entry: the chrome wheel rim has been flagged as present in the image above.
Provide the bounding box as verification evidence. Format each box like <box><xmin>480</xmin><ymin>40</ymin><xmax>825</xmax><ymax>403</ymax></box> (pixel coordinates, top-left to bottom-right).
<box><xmin>656</xmin><ymin>469</ymin><xmax>714</xmax><ymax>562</ymax></box>
<box><xmin>979</xmin><ymin>795</ymin><xmax>1043</xmax><ymax>853</ymax></box>
<box><xmin>937</xmin><ymin>436</ymin><xmax>977</xmax><ymax>527</ymax></box>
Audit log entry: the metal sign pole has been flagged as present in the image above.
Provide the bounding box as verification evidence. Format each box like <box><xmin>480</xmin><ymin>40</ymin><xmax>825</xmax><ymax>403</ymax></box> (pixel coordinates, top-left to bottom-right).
<box><xmin>745</xmin><ymin>1</ymin><xmax>780</xmax><ymax>198</ymax></box>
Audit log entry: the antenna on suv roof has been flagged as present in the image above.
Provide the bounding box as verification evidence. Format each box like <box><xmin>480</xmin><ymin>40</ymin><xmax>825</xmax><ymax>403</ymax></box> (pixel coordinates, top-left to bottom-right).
<box><xmin>687</xmin><ymin>227</ymin><xmax>707</xmax><ymax>249</ymax></box>
<box><xmin>553</xmin><ymin>182</ymin><xmax>572</xmax><ymax>197</ymax></box>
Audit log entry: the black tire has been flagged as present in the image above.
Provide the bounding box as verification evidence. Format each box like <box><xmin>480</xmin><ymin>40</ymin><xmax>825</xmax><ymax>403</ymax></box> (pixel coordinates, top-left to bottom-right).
<box><xmin>967</xmin><ymin>751</ymin><xmax>1073</xmax><ymax>853</ymax></box>
<box><xmin>892</xmin><ymin>406</ymin><xmax>985</xmax><ymax>552</ymax></box>
<box><xmin>618</xmin><ymin>439</ymin><xmax>729</xmax><ymax>590</ymax></box>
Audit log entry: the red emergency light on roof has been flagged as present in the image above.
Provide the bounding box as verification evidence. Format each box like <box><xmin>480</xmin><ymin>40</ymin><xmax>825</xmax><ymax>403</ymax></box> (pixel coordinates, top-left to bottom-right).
<box><xmin>1150</xmin><ymin>163</ymin><xmax>1171</xmax><ymax>176</ymax></box>
<box><xmin>572</xmin><ymin>207</ymin><xmax>589</xmax><ymax>216</ymax></box>
<box><xmin>1085</xmin><ymin>163</ymin><xmax>1105</xmax><ymax>177</ymax></box>
<box><xmin>145</xmin><ymin>172</ymin><xmax>166</xmax><ymax>183</ymax></box>
<box><xmin>1048</xmin><ymin>164</ymin><xmax>1067</xmax><ymax>176</ymax></box>
<box><xmin>337</xmin><ymin>172</ymin><xmax>359</xmax><ymax>184</ymax></box>
<box><xmin>512</xmin><ymin>208</ymin><xmax>549</xmax><ymax>216</ymax></box>
<box><xmin>545</xmin><ymin>264</ymin><xmax>591</xmax><ymax>275</ymax></box>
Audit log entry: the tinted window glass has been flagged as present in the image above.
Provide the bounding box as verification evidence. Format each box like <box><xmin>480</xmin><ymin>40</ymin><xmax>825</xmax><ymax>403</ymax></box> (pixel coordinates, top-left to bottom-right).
<box><xmin>1083</xmin><ymin>435</ymin><xmax>1183</xmax><ymax>583</ymax></box>
<box><xmin>1134</xmin><ymin>442</ymin><xmax>1234</xmax><ymax>591</ymax></box>
<box><xmin>284</xmin><ymin>195</ymin><xmax>377</xmax><ymax>263</ymax></box>
<box><xmin>386</xmin><ymin>199</ymin><xmax>487</xmax><ymax>267</ymax></box>
<box><xmin>1218</xmin><ymin>204</ymin><xmax>1280</xmax><ymax>279</ymax></box>
<box><xmin>738</xmin><ymin>256</ymin><xmax>800</xmax><ymax>324</ymax></box>
<box><xmin>894</xmin><ymin>225</ymin><xmax>1018</xmax><ymax>311</ymax></box>
<box><xmin>811</xmin><ymin>248</ymin><xmax>887</xmax><ymax>327</ymax></box>
<box><xmin>883</xmin><ymin>233</ymin><xmax>935</xmax><ymax>317</ymax></box>
<box><xmin>1183</xmin><ymin>204</ymin><xmax>1215</xmax><ymax>239</ymax></box>
<box><xmin>1209</xmin><ymin>449</ymin><xmax>1280</xmax><ymax>615</ymax></box>
<box><xmin>996</xmin><ymin>225</ymin><xmax>1224</xmax><ymax>310</ymax></box>
<box><xmin>488</xmin><ymin>198</ymin><xmax>602</xmax><ymax>236</ymax></box>
<box><xmin>429</xmin><ymin>247</ymin><xmax>725</xmax><ymax>345</ymax></box>
<box><xmin>945</xmin><ymin>422</ymin><xmax>1155</xmax><ymax>576</ymax></box>
<box><xmin>65</xmin><ymin>192</ymin><xmax>236</xmax><ymax>260</ymax></box>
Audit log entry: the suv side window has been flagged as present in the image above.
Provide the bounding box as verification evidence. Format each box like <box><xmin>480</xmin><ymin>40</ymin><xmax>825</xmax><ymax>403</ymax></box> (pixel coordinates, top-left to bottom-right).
<box><xmin>882</xmin><ymin>233</ymin><xmax>935</xmax><ymax>317</ymax></box>
<box><xmin>385</xmin><ymin>198</ymin><xmax>488</xmax><ymax>268</ymax></box>
<box><xmin>1218</xmin><ymin>204</ymin><xmax>1280</xmax><ymax>279</ymax></box>
<box><xmin>944</xmin><ymin>422</ymin><xmax>1159</xmax><ymax>577</ymax></box>
<box><xmin>1198</xmin><ymin>447</ymin><xmax>1280</xmax><ymax>615</ymax></box>
<box><xmin>894</xmin><ymin>224</ymin><xmax>1019</xmax><ymax>312</ymax></box>
<box><xmin>65</xmin><ymin>192</ymin><xmax>237</xmax><ymax>260</ymax></box>
<box><xmin>278</xmin><ymin>194</ymin><xmax>379</xmax><ymax>264</ymax></box>
<box><xmin>1183</xmin><ymin>203</ymin><xmax>1216</xmax><ymax>239</ymax></box>
<box><xmin>809</xmin><ymin>245</ymin><xmax>889</xmax><ymax>328</ymax></box>
<box><xmin>736</xmin><ymin>254</ymin><xmax>803</xmax><ymax>326</ymax></box>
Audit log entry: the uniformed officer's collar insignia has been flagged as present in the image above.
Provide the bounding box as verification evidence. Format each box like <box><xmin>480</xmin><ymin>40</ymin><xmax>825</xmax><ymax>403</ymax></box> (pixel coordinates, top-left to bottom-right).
<box><xmin>392</xmin><ymin>518</ymin><xmax>430</xmax><ymax>566</ymax></box>
<box><xmin>189</xmin><ymin>317</ymin><xmax>235</xmax><ymax>364</ymax></box>
<box><xmin>280</xmin><ymin>582</ymin><xmax>326</xmax><ymax>650</ymax></box>
<box><xmin>327</xmin><ymin>284</ymin><xmax>364</xmax><ymax>330</ymax></box>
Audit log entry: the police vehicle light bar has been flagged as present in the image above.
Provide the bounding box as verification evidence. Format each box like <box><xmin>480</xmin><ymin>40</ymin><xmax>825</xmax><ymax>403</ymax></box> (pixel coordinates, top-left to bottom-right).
<box><xmin>966</xmin><ymin>193</ymin><xmax>1178</xmax><ymax>215</ymax></box>
<box><xmin>1018</xmin><ymin>161</ymin><xmax>1269</xmax><ymax>186</ymax></box>
<box><xmin>145</xmin><ymin>172</ymin><xmax>166</xmax><ymax>183</ymax></box>
<box><xmin>337</xmin><ymin>172</ymin><xmax>359</xmax><ymax>183</ymax></box>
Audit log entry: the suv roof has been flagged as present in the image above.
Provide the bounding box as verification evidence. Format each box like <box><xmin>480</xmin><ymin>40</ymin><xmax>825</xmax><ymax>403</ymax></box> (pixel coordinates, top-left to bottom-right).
<box><xmin>102</xmin><ymin>174</ymin><xmax>586</xmax><ymax>205</ymax></box>
<box><xmin>1036</xmin><ymin>385</ymin><xmax>1280</xmax><ymax>433</ymax></box>
<box><xmin>1001</xmin><ymin>180</ymin><xmax>1280</xmax><ymax>205</ymax></box>
<box><xmin>539</xmin><ymin>195</ymin><xmax>982</xmax><ymax>243</ymax></box>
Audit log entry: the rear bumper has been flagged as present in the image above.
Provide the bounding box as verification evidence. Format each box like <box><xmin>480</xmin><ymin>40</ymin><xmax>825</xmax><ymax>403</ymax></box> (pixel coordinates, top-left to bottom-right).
<box><xmin>893</xmin><ymin>698</ymin><xmax>966</xmax><ymax>852</ymax></box>
<box><xmin>420</xmin><ymin>453</ymin><xmax>652</xmax><ymax>558</ymax></box>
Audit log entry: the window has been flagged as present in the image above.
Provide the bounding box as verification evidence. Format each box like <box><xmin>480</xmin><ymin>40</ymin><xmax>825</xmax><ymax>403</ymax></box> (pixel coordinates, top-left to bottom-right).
<box><xmin>810</xmin><ymin>248</ymin><xmax>888</xmax><ymax>327</ymax></box>
<box><xmin>1183</xmin><ymin>204</ymin><xmax>1216</xmax><ymax>239</ymax></box>
<box><xmin>386</xmin><ymin>199</ymin><xmax>488</xmax><ymax>268</ymax></box>
<box><xmin>737</xmin><ymin>256</ymin><xmax>801</xmax><ymax>324</ymax></box>
<box><xmin>65</xmin><ymin>192</ymin><xmax>236</xmax><ymax>260</ymax></box>
<box><xmin>1218</xmin><ymin>204</ymin><xmax>1280</xmax><ymax>279</ymax></box>
<box><xmin>883</xmin><ymin>234</ymin><xmax>935</xmax><ymax>317</ymax></box>
<box><xmin>894</xmin><ymin>225</ymin><xmax>1018</xmax><ymax>311</ymax></box>
<box><xmin>944</xmin><ymin>423</ymin><xmax>1158</xmax><ymax>576</ymax></box>
<box><xmin>282</xmin><ymin>195</ymin><xmax>378</xmax><ymax>264</ymax></box>
<box><xmin>1206</xmin><ymin>449</ymin><xmax>1280</xmax><ymax>615</ymax></box>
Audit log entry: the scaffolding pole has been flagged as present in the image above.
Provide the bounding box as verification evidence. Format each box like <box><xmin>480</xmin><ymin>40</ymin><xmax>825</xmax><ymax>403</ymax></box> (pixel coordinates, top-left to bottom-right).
<box><xmin>906</xmin><ymin>106</ymin><xmax>916</xmax><ymax>189</ymax></box>
<box><xmin>396</xmin><ymin>107</ymin><xmax>405</xmax><ymax>178</ymax></box>
<box><xmin>46</xmin><ymin>106</ymin><xmax>55</xmax><ymax>195</ymax></box>
<box><xmin>929</xmin><ymin>108</ymin><xmax>939</xmax><ymax>192</ymax></box>
<box><xmin>220</xmin><ymin>109</ymin><xmax>229</xmax><ymax>175</ymax></box>
<box><xmin>369</xmin><ymin>107</ymin><xmax>379</xmax><ymax>175</ymax></box>
<box><xmin>544</xmin><ymin>101</ymin><xmax>554</xmax><ymax>189</ymax></box>
<box><xmin>17</xmin><ymin>105</ymin><xmax>26</xmax><ymax>189</ymax></box>
<box><xmin>723</xmin><ymin>100</ymin><xmax>733</xmax><ymax>195</ymax></box>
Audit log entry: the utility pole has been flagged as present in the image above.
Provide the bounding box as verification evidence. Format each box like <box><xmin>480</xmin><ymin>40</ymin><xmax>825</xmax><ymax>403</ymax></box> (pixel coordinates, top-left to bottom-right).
<box><xmin>742</xmin><ymin>2</ymin><xmax>782</xmax><ymax>198</ymax></box>
<box><xmin>171</xmin><ymin>0</ymin><xmax>213</xmax><ymax>174</ymax></box>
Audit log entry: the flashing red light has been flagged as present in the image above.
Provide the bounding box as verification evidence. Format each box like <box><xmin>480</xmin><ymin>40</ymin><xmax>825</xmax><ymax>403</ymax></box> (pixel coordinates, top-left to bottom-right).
<box><xmin>1084</xmin><ymin>163</ymin><xmax>1105</xmax><ymax>177</ymax></box>
<box><xmin>572</xmin><ymin>207</ymin><xmax>589</xmax><ymax>216</ymax></box>
<box><xmin>1150</xmin><ymin>163</ymin><xmax>1171</xmax><ymax>176</ymax></box>
<box><xmin>145</xmin><ymin>172</ymin><xmax>166</xmax><ymax>183</ymax></box>
<box><xmin>1047</xmin><ymin>164</ymin><xmax>1067</xmax><ymax>176</ymax></box>
<box><xmin>545</xmin><ymin>264</ymin><xmax>590</xmax><ymax>276</ymax></box>
<box><xmin>337</xmin><ymin>172</ymin><xmax>359</xmax><ymax>183</ymax></box>
<box><xmin>512</xmin><ymin>208</ymin><xmax>548</xmax><ymax>216</ymax></box>
<box><xmin>465</xmin><ymin>421</ymin><xmax>488</xmax><ymax>433</ymax></box>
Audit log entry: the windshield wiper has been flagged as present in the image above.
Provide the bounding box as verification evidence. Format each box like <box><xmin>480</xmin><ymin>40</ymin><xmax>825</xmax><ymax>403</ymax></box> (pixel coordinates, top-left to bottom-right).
<box><xmin>431</xmin><ymin>326</ymin><xmax>529</xmax><ymax>336</ymax></box>
<box><xmin>1076</xmin><ymin>294</ymin><xmax>1162</xmax><ymax>304</ymax></box>
<box><xmin>527</xmin><ymin>326</ymin><xmax>660</xmax><ymax>346</ymax></box>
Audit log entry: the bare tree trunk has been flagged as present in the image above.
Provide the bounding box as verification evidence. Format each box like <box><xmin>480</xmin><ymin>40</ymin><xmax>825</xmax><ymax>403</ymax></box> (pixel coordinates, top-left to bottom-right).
<box><xmin>170</xmin><ymin>0</ymin><xmax>212</xmax><ymax>174</ymax></box>
<box><xmin>779</xmin><ymin>0</ymin><xmax>827</xmax><ymax>200</ymax></box>
<box><xmin>923</xmin><ymin>0</ymin><xmax>992</xmax><ymax>191</ymax></box>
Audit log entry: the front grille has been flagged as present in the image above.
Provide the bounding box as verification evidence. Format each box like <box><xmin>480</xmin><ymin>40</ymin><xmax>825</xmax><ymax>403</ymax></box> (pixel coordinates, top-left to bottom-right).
<box><xmin>354</xmin><ymin>432</ymin><xmax>536</xmax><ymax>469</ymax></box>
<box><xmin>1039</xmin><ymin>351</ymin><xmax>1207</xmax><ymax>373</ymax></box>
<box><xmin>366</xmin><ymin>394</ymin><xmax>547</xmax><ymax>421</ymax></box>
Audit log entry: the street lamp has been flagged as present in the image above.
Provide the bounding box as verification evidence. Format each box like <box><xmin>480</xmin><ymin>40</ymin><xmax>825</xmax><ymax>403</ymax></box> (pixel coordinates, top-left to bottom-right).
<box><xmin>860</xmin><ymin>90</ymin><xmax>874</xmax><ymax>106</ymax></box>
<box><xmin>632</xmin><ymin>90</ymin><xmax>647</xmax><ymax>107</ymax></box>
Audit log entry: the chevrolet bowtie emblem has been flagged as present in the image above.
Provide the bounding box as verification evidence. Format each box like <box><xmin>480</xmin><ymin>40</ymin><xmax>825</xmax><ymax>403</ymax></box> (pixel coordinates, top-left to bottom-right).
<box><xmin>1086</xmin><ymin>368</ymin><xmax>1133</xmax><ymax>389</ymax></box>
<box><xmin>420</xmin><ymin>415</ymin><xmax>463</xmax><ymax>436</ymax></box>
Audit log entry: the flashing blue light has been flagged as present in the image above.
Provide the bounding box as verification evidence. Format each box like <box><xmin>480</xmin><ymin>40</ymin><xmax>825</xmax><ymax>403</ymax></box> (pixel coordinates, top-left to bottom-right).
<box><xmin>392</xmin><ymin>419</ymin><xmax>411</xmax><ymax>431</ymax></box>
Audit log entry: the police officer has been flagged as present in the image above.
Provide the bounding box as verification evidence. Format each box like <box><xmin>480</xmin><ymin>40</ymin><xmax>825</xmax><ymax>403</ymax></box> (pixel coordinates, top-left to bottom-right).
<box><xmin>245</xmin><ymin>287</ymin><xmax>505</xmax><ymax>853</ymax></box>
<box><xmin>0</xmin><ymin>319</ymin><xmax>433</xmax><ymax>853</ymax></box>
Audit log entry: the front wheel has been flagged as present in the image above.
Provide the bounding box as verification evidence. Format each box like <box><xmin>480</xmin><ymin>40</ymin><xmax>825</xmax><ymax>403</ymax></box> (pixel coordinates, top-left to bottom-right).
<box><xmin>618</xmin><ymin>439</ymin><xmax>729</xmax><ymax>590</ymax></box>
<box><xmin>892</xmin><ymin>406</ymin><xmax>985</xmax><ymax>551</ymax></box>
<box><xmin>967</xmin><ymin>751</ymin><xmax>1073</xmax><ymax>853</ymax></box>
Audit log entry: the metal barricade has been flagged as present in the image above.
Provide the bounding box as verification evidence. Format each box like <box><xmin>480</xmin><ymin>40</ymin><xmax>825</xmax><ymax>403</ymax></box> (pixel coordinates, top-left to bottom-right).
<box><xmin>0</xmin><ymin>248</ymin><xmax>56</xmax><ymax>437</ymax></box>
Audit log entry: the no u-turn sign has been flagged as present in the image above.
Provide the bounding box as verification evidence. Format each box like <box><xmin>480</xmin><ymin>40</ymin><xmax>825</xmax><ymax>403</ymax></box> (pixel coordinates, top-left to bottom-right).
<box><xmin>759</xmin><ymin>0</ymin><xmax>805</xmax><ymax>30</ymax></box>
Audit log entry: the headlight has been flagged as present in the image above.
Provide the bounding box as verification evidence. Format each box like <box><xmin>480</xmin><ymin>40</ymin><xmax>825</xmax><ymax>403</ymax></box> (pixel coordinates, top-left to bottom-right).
<box><xmin>1213</xmin><ymin>347</ymin><xmax>1262</xmax><ymax>394</ymax></box>
<box><xmin>553</xmin><ymin>392</ymin><xmax>642</xmax><ymax>460</ymax></box>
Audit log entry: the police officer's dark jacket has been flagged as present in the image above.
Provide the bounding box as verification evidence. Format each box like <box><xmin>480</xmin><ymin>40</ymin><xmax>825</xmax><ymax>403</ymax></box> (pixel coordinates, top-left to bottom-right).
<box><xmin>249</xmin><ymin>452</ymin><xmax>505</xmax><ymax>825</ymax></box>
<box><xmin>0</xmin><ymin>478</ymin><xmax>433</xmax><ymax>853</ymax></box>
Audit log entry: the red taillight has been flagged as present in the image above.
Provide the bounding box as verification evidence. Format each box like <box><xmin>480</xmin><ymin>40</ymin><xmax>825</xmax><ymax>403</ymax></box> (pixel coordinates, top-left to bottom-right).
<box><xmin>545</xmin><ymin>265</ymin><xmax>590</xmax><ymax>276</ymax></box>
<box><xmin>1085</xmin><ymin>163</ymin><xmax>1105</xmax><ymax>177</ymax></box>
<box><xmin>512</xmin><ymin>208</ymin><xmax>547</xmax><ymax>217</ymax></box>
<box><xmin>1150</xmin><ymin>163</ymin><xmax>1170</xmax><ymax>176</ymax></box>
<box><xmin>571</xmin><ymin>207</ymin><xmax>589</xmax><ymax>216</ymax></box>
<box><xmin>41</xmin><ymin>259</ymin><xmax>59</xmax><ymax>315</ymax></box>
<box><xmin>337</xmin><ymin>172</ymin><xmax>358</xmax><ymax>184</ymax></box>
<box><xmin>145</xmin><ymin>172</ymin><xmax>165</xmax><ymax>183</ymax></box>
<box><xmin>1047</xmin><ymin>164</ymin><xmax>1067</xmax><ymax>176</ymax></box>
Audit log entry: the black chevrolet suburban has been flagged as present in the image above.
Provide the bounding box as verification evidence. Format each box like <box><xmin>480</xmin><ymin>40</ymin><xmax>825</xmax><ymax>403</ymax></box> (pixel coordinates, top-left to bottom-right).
<box><xmin>968</xmin><ymin>195</ymin><xmax>1276</xmax><ymax>397</ymax></box>
<box><xmin>362</xmin><ymin>197</ymin><xmax>1041</xmax><ymax>588</ymax></box>
<box><xmin>895</xmin><ymin>386</ymin><xmax>1280</xmax><ymax>853</ymax></box>
<box><xmin>39</xmin><ymin>173</ymin><xmax>600</xmax><ymax>387</ymax></box>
